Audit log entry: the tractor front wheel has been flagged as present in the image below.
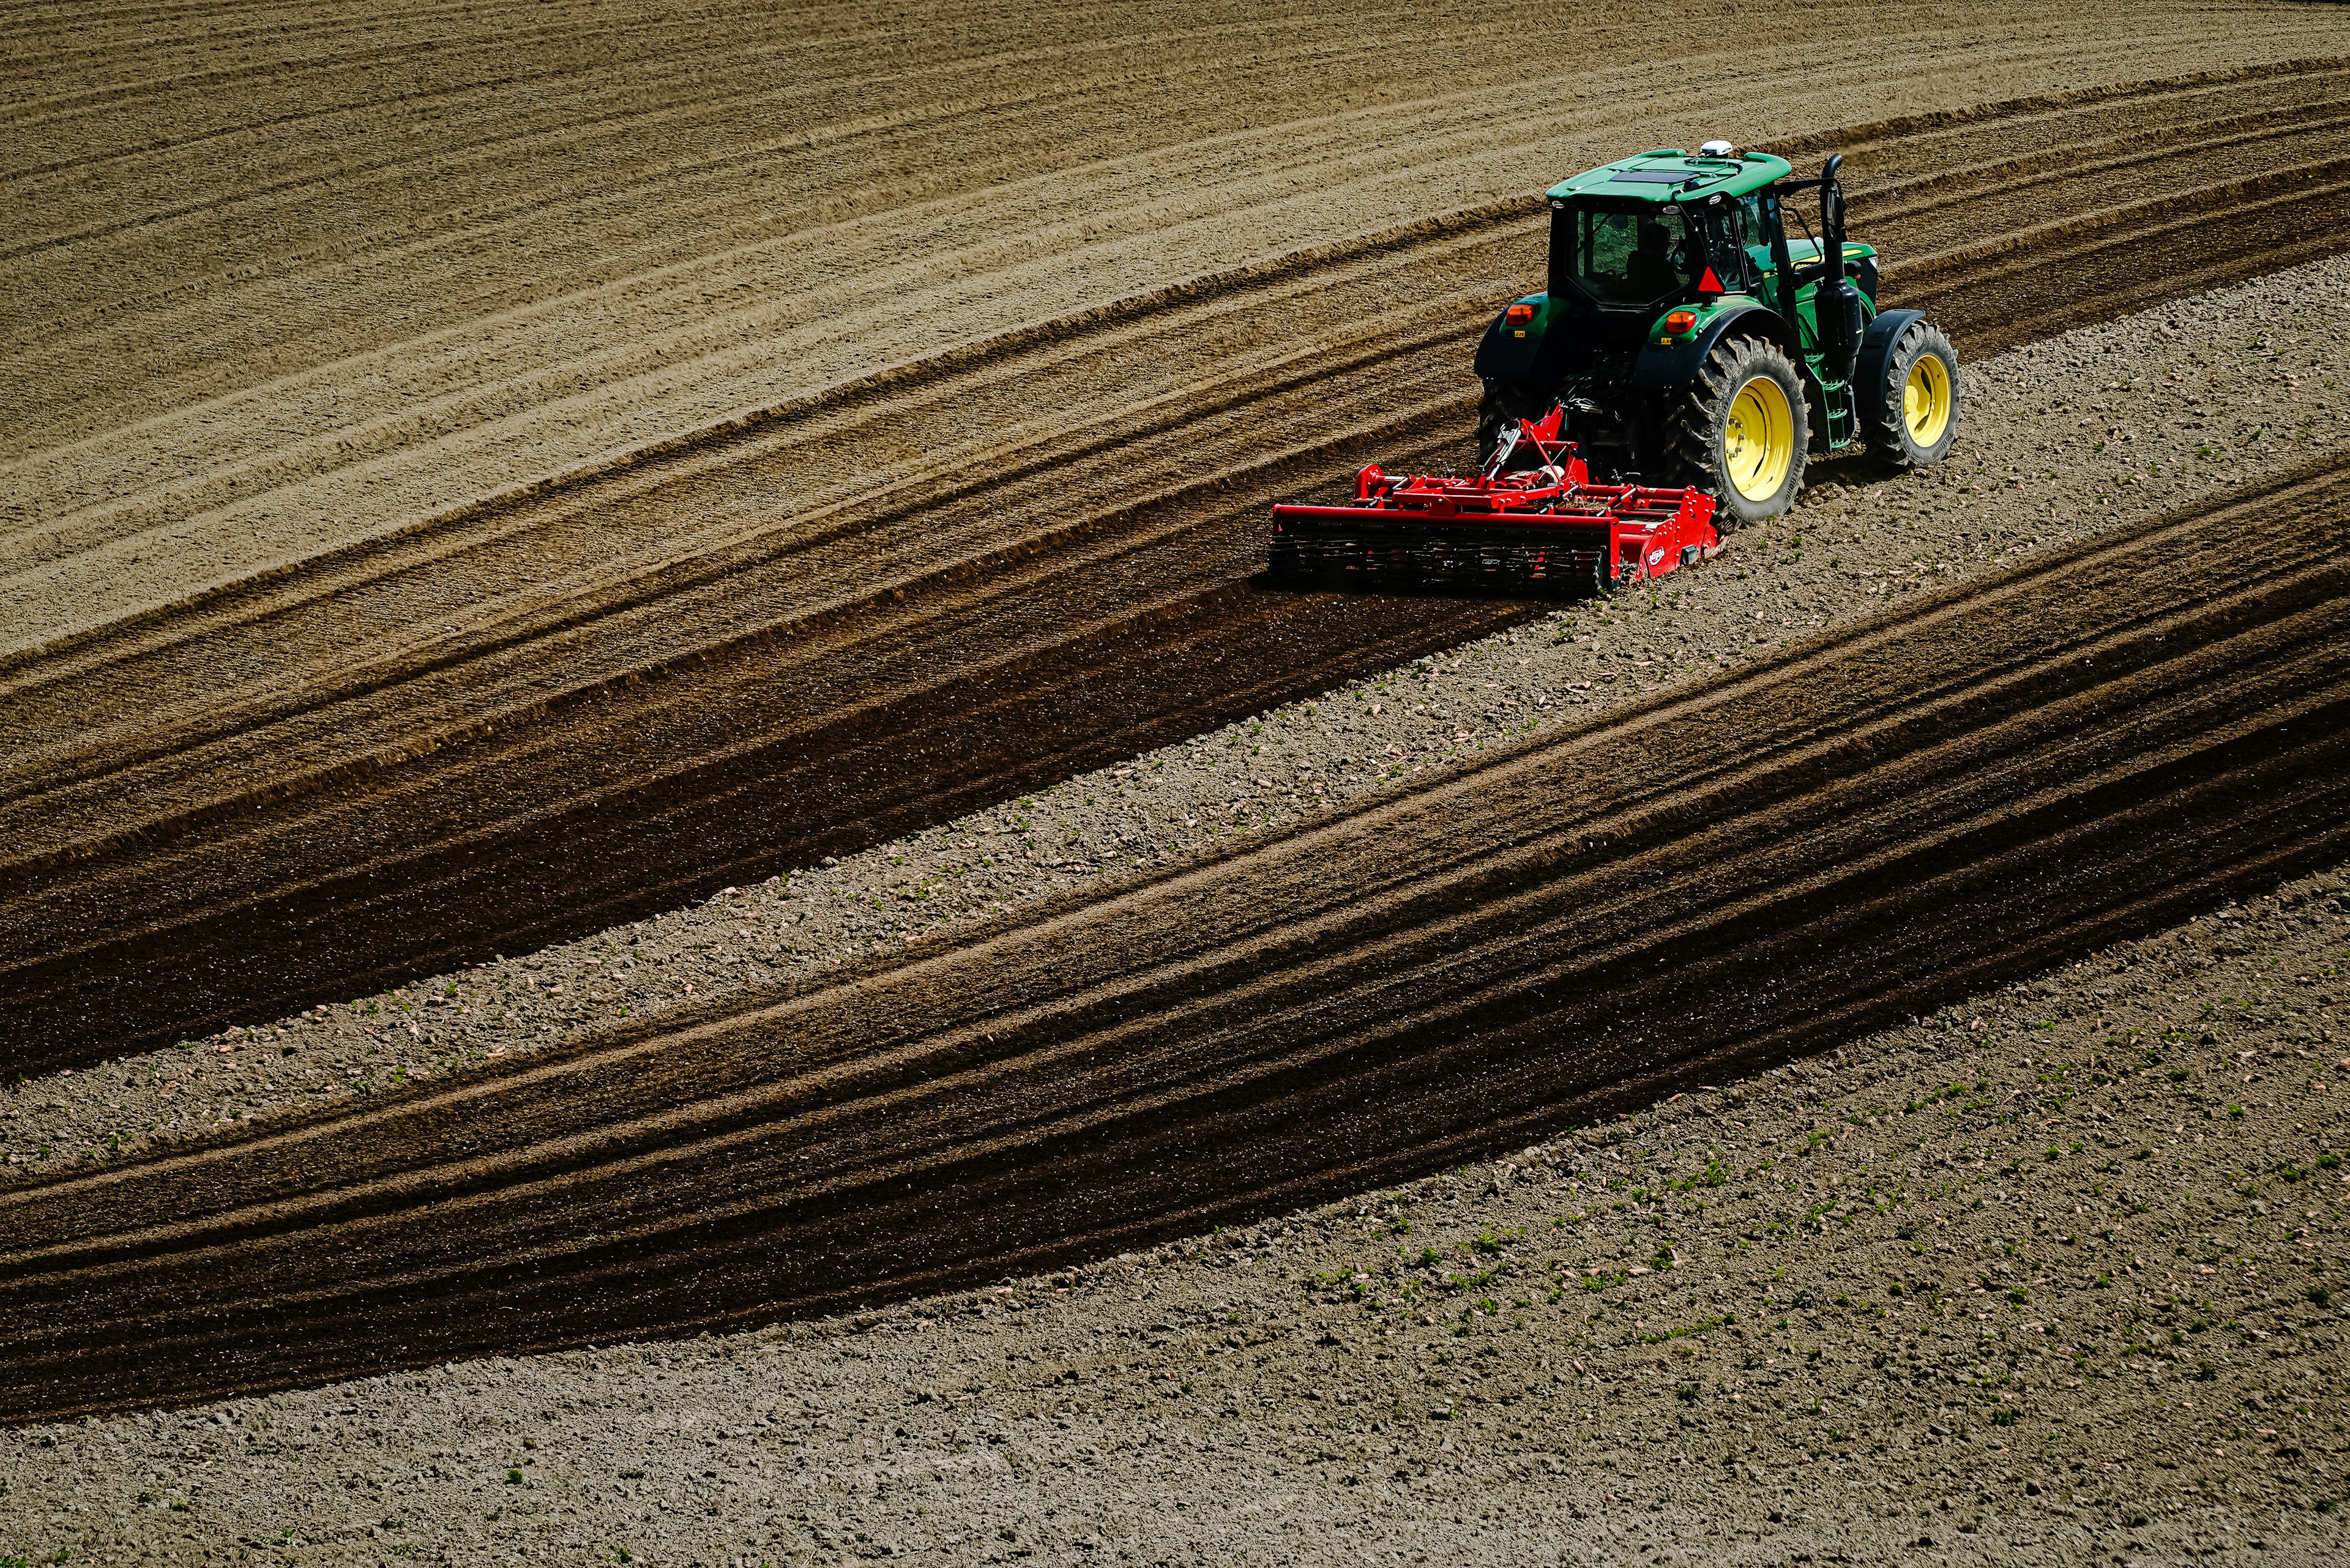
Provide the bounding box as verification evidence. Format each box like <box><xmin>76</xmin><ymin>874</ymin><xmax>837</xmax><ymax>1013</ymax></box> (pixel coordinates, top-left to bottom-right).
<box><xmin>1860</xmin><ymin>318</ymin><xmax>1960</xmax><ymax>468</ymax></box>
<box><xmin>1665</xmin><ymin>337</ymin><xmax>1808</xmax><ymax>525</ymax></box>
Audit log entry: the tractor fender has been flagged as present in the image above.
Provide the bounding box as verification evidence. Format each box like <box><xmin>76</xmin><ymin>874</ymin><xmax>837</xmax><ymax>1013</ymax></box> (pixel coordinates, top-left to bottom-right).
<box><xmin>1853</xmin><ymin>308</ymin><xmax>1927</xmax><ymax>431</ymax></box>
<box><xmin>1471</xmin><ymin>299</ymin><xmax>1547</xmax><ymax>385</ymax></box>
<box><xmin>1630</xmin><ymin>304</ymin><xmax>1796</xmax><ymax>391</ymax></box>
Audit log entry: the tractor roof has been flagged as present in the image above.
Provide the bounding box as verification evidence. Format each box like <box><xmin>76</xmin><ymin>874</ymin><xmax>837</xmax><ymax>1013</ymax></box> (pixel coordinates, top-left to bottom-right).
<box><xmin>1546</xmin><ymin>148</ymin><xmax>1792</xmax><ymax>204</ymax></box>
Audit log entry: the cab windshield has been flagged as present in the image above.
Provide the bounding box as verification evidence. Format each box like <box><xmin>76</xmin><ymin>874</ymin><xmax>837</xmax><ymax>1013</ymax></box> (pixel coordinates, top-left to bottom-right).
<box><xmin>1548</xmin><ymin>201</ymin><xmax>1700</xmax><ymax>308</ymax></box>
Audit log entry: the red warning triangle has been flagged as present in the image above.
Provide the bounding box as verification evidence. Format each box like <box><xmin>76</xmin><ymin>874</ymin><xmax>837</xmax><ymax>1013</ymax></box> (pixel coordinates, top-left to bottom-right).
<box><xmin>1696</xmin><ymin>266</ymin><xmax>1725</xmax><ymax>296</ymax></box>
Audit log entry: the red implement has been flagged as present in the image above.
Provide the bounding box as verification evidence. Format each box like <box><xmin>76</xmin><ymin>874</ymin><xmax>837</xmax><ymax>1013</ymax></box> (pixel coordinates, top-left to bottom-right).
<box><xmin>1266</xmin><ymin>406</ymin><xmax>1719</xmax><ymax>595</ymax></box>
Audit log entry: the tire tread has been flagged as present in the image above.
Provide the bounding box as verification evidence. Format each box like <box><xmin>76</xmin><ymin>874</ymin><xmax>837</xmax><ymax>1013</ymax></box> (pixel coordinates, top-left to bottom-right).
<box><xmin>1663</xmin><ymin>337</ymin><xmax>1808</xmax><ymax>523</ymax></box>
<box><xmin>1861</xmin><ymin>319</ymin><xmax>1960</xmax><ymax>468</ymax></box>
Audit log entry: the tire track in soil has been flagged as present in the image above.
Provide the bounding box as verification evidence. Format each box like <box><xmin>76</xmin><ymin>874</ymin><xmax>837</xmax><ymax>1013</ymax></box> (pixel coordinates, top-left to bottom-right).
<box><xmin>6</xmin><ymin>64</ymin><xmax>2350</xmax><ymax>1073</ymax></box>
<box><xmin>2</xmin><ymin>463</ymin><xmax>2345</xmax><ymax>1423</ymax></box>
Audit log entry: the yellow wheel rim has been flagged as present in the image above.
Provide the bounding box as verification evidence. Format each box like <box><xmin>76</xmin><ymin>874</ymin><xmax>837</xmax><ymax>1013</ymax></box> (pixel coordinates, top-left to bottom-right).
<box><xmin>1723</xmin><ymin>375</ymin><xmax>1795</xmax><ymax>504</ymax></box>
<box><xmin>1903</xmin><ymin>352</ymin><xmax>1952</xmax><ymax>447</ymax></box>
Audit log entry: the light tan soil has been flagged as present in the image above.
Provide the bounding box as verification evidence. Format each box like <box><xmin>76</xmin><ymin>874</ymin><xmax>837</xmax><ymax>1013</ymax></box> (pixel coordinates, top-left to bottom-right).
<box><xmin>2</xmin><ymin>867</ymin><xmax>2343</xmax><ymax>1565</ymax></box>
<box><xmin>8</xmin><ymin>3</ymin><xmax>2343</xmax><ymax>644</ymax></box>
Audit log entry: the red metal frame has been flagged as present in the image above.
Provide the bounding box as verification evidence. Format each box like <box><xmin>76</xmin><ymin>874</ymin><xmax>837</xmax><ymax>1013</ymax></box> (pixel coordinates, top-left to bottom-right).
<box><xmin>1269</xmin><ymin>406</ymin><xmax>1720</xmax><ymax>588</ymax></box>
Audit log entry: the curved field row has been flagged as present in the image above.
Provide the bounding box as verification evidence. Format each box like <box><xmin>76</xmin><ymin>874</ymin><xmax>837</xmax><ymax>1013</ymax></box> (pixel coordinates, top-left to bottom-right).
<box><xmin>2</xmin><ymin>466</ymin><xmax>2344</xmax><ymax>1423</ymax></box>
<box><xmin>5</xmin><ymin>63</ymin><xmax>2349</xmax><ymax>1072</ymax></box>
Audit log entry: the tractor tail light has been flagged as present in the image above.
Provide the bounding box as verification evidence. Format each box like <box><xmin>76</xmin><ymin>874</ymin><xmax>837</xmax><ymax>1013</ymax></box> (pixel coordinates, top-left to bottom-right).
<box><xmin>1504</xmin><ymin>302</ymin><xmax>1536</xmax><ymax>326</ymax></box>
<box><xmin>1664</xmin><ymin>310</ymin><xmax>1698</xmax><ymax>335</ymax></box>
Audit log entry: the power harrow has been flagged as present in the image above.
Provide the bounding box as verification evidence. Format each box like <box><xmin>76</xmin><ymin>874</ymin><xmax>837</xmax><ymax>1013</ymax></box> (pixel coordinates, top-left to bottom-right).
<box><xmin>1266</xmin><ymin>405</ymin><xmax>1719</xmax><ymax>595</ymax></box>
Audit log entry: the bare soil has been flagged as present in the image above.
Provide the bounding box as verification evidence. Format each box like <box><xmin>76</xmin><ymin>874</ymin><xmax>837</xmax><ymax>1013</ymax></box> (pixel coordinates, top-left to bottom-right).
<box><xmin>2</xmin><ymin>868</ymin><xmax>2343</xmax><ymax>1565</ymax></box>
<box><xmin>7</xmin><ymin>6</ymin><xmax>2350</xmax><ymax>1562</ymax></box>
<box><xmin>9</xmin><ymin>4</ymin><xmax>2341</xmax><ymax>638</ymax></box>
<box><xmin>10</xmin><ymin>254</ymin><xmax>2346</xmax><ymax>1178</ymax></box>
<box><xmin>10</xmin><ymin>26</ymin><xmax>2350</xmax><ymax>1069</ymax></box>
<box><xmin>5</xmin><ymin>273</ymin><xmax>2349</xmax><ymax>1427</ymax></box>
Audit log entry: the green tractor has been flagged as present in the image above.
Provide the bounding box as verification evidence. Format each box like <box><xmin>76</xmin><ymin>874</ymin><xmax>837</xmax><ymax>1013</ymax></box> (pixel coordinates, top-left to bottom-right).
<box><xmin>1474</xmin><ymin>143</ymin><xmax>1959</xmax><ymax>522</ymax></box>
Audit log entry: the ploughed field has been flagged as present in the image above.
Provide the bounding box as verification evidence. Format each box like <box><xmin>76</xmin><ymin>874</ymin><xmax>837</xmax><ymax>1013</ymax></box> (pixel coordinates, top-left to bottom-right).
<box><xmin>7</xmin><ymin>0</ymin><xmax>2350</xmax><ymax>1436</ymax></box>
<box><xmin>10</xmin><ymin>2</ymin><xmax>2350</xmax><ymax>1071</ymax></box>
<box><xmin>6</xmin><ymin>455</ymin><xmax>2348</xmax><ymax>1422</ymax></box>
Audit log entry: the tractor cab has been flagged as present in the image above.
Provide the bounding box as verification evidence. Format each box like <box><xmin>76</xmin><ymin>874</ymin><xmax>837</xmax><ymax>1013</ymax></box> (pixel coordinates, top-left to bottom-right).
<box><xmin>1549</xmin><ymin>192</ymin><xmax>1764</xmax><ymax>313</ymax></box>
<box><xmin>1531</xmin><ymin>147</ymin><xmax>1875</xmax><ymax>361</ymax></box>
<box><xmin>1549</xmin><ymin>203</ymin><xmax>1699</xmax><ymax>308</ymax></box>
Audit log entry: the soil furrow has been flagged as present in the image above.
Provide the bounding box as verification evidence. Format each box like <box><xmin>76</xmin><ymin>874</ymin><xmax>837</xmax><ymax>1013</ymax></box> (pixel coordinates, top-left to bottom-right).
<box><xmin>1</xmin><ymin>472</ymin><xmax>2343</xmax><ymax>1421</ymax></box>
<box><xmin>18</xmin><ymin>55</ymin><xmax>2331</xmax><ymax>635</ymax></box>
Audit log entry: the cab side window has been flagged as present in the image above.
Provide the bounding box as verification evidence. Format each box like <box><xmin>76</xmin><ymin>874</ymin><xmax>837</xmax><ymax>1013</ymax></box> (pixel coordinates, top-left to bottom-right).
<box><xmin>1692</xmin><ymin>204</ymin><xmax>1736</xmax><ymax>289</ymax></box>
<box><xmin>1737</xmin><ymin>195</ymin><xmax>1775</xmax><ymax>283</ymax></box>
<box><xmin>1693</xmin><ymin>200</ymin><xmax>1758</xmax><ymax>291</ymax></box>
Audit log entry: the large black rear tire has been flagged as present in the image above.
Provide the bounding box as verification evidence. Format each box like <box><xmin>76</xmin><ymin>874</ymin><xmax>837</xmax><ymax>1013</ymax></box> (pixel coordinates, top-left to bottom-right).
<box><xmin>1663</xmin><ymin>336</ymin><xmax>1808</xmax><ymax>525</ymax></box>
<box><xmin>1860</xmin><ymin>317</ymin><xmax>1960</xmax><ymax>468</ymax></box>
